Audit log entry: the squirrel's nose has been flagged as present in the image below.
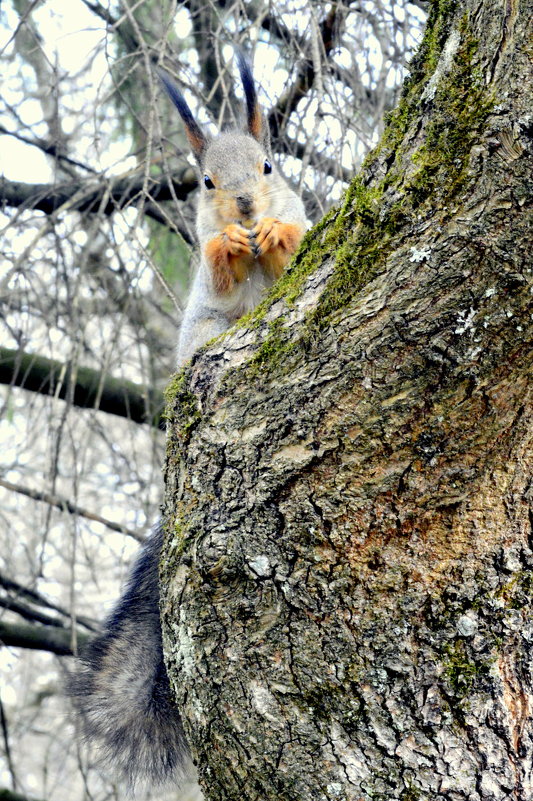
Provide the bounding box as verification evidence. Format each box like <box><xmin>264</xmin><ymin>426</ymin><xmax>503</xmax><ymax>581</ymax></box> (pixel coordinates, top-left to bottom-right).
<box><xmin>236</xmin><ymin>194</ymin><xmax>254</xmax><ymax>215</ymax></box>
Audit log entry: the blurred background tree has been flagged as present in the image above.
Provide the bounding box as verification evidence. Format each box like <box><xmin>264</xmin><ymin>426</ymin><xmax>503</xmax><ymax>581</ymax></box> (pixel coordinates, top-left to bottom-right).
<box><xmin>0</xmin><ymin>1</ymin><xmax>426</xmax><ymax>799</ymax></box>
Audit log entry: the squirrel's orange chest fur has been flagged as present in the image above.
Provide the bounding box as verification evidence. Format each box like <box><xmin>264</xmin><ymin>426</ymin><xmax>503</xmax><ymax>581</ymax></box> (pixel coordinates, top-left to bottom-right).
<box><xmin>204</xmin><ymin>233</ymin><xmax>253</xmax><ymax>294</ymax></box>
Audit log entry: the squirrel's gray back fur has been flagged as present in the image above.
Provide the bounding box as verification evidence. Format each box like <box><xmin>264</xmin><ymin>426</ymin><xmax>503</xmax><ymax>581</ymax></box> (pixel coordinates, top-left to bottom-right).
<box><xmin>68</xmin><ymin>523</ymin><xmax>192</xmax><ymax>789</ymax></box>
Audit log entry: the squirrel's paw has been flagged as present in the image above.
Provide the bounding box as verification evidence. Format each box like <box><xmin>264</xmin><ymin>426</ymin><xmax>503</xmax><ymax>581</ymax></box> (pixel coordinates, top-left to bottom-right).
<box><xmin>205</xmin><ymin>225</ymin><xmax>253</xmax><ymax>294</ymax></box>
<box><xmin>252</xmin><ymin>217</ymin><xmax>281</xmax><ymax>255</ymax></box>
<box><xmin>252</xmin><ymin>218</ymin><xmax>305</xmax><ymax>279</ymax></box>
<box><xmin>252</xmin><ymin>218</ymin><xmax>303</xmax><ymax>256</ymax></box>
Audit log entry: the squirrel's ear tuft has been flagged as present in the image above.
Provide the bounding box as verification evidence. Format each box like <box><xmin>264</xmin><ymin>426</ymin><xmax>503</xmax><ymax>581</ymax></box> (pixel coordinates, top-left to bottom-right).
<box><xmin>158</xmin><ymin>68</ymin><xmax>208</xmax><ymax>164</ymax></box>
<box><xmin>235</xmin><ymin>50</ymin><xmax>271</xmax><ymax>154</ymax></box>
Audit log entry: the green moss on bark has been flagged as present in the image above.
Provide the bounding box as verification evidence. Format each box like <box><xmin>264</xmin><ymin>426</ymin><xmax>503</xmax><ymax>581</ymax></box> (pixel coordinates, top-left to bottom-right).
<box><xmin>164</xmin><ymin>366</ymin><xmax>201</xmax><ymax>439</ymax></box>
<box><xmin>405</xmin><ymin>17</ymin><xmax>492</xmax><ymax>206</ymax></box>
<box><xmin>442</xmin><ymin>640</ymin><xmax>491</xmax><ymax>697</ymax></box>
<box><xmin>371</xmin><ymin>0</ymin><xmax>459</xmax><ymax>166</ymax></box>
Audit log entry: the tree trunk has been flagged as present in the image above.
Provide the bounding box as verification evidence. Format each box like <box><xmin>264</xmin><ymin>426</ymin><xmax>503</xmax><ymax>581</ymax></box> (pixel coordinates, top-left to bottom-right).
<box><xmin>161</xmin><ymin>0</ymin><xmax>532</xmax><ymax>798</ymax></box>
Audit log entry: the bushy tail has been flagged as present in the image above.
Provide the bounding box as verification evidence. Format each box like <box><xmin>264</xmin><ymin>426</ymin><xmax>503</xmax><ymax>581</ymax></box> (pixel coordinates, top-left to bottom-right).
<box><xmin>68</xmin><ymin>523</ymin><xmax>192</xmax><ymax>789</ymax></box>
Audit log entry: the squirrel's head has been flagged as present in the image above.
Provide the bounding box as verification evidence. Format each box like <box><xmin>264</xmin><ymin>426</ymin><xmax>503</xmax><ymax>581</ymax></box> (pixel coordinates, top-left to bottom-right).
<box><xmin>159</xmin><ymin>52</ymin><xmax>275</xmax><ymax>227</ymax></box>
<box><xmin>200</xmin><ymin>131</ymin><xmax>274</xmax><ymax>227</ymax></box>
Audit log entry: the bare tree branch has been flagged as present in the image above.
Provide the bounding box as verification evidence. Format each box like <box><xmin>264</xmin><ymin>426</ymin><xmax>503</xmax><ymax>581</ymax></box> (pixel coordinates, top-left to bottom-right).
<box><xmin>0</xmin><ymin>597</ymin><xmax>71</xmax><ymax>629</ymax></box>
<box><xmin>0</xmin><ymin>573</ymin><xmax>97</xmax><ymax>632</ymax></box>
<box><xmin>0</xmin><ymin>620</ymin><xmax>89</xmax><ymax>656</ymax></box>
<box><xmin>268</xmin><ymin>6</ymin><xmax>340</xmax><ymax>141</ymax></box>
<box><xmin>0</xmin><ymin>171</ymin><xmax>197</xmax><ymax>240</ymax></box>
<box><xmin>0</xmin><ymin>347</ymin><xmax>165</xmax><ymax>427</ymax></box>
<box><xmin>79</xmin><ymin>0</ymin><xmax>139</xmax><ymax>54</ymax></box>
<box><xmin>0</xmin><ymin>789</ymin><xmax>46</xmax><ymax>801</ymax></box>
<box><xmin>0</xmin><ymin>125</ymin><xmax>98</xmax><ymax>174</ymax></box>
<box><xmin>0</xmin><ymin>698</ymin><xmax>17</xmax><ymax>794</ymax></box>
<box><xmin>0</xmin><ymin>478</ymin><xmax>145</xmax><ymax>542</ymax></box>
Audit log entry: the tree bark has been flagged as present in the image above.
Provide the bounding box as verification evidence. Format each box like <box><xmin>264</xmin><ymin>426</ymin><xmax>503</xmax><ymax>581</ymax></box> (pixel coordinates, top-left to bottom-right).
<box><xmin>161</xmin><ymin>0</ymin><xmax>532</xmax><ymax>798</ymax></box>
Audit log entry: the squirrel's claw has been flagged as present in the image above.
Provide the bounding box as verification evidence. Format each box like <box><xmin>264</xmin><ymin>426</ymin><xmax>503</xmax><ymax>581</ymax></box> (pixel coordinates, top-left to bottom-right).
<box><xmin>252</xmin><ymin>217</ymin><xmax>281</xmax><ymax>254</ymax></box>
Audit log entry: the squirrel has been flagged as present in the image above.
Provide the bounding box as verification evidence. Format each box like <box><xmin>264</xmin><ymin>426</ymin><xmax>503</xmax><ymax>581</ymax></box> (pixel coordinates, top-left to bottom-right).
<box><xmin>68</xmin><ymin>54</ymin><xmax>307</xmax><ymax>791</ymax></box>
<box><xmin>162</xmin><ymin>51</ymin><xmax>308</xmax><ymax>365</ymax></box>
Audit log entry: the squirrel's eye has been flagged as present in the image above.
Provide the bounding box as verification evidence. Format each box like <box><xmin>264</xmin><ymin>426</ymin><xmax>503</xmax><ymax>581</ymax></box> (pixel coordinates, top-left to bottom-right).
<box><xmin>204</xmin><ymin>175</ymin><xmax>215</xmax><ymax>189</ymax></box>
<box><xmin>263</xmin><ymin>159</ymin><xmax>272</xmax><ymax>175</ymax></box>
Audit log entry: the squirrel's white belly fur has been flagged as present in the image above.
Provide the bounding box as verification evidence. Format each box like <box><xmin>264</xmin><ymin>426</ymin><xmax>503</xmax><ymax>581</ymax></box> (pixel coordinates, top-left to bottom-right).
<box><xmin>220</xmin><ymin>263</ymin><xmax>273</xmax><ymax>318</ymax></box>
<box><xmin>176</xmin><ymin>261</ymin><xmax>274</xmax><ymax>365</ymax></box>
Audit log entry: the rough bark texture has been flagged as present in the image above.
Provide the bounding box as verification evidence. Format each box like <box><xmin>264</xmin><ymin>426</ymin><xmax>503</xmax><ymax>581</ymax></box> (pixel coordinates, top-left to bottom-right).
<box><xmin>161</xmin><ymin>0</ymin><xmax>532</xmax><ymax>798</ymax></box>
